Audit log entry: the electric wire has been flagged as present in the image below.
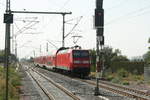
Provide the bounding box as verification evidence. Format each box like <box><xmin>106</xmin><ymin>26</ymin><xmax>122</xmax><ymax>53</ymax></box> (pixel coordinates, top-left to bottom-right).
<box><xmin>105</xmin><ymin>0</ymin><xmax>129</xmax><ymax>12</ymax></box>
<box><xmin>13</xmin><ymin>18</ymin><xmax>39</xmax><ymax>37</ymax></box>
<box><xmin>105</xmin><ymin>4</ymin><xmax>150</xmax><ymax>25</ymax></box>
<box><xmin>39</xmin><ymin>0</ymin><xmax>72</xmax><ymax>31</ymax></box>
<box><xmin>59</xmin><ymin>0</ymin><xmax>72</xmax><ymax>10</ymax></box>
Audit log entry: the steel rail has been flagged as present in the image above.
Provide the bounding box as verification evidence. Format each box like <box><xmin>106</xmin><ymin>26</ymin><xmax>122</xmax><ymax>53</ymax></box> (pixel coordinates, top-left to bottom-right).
<box><xmin>100</xmin><ymin>80</ymin><xmax>150</xmax><ymax>97</ymax></box>
<box><xmin>79</xmin><ymin>79</ymin><xmax>150</xmax><ymax>100</ymax></box>
<box><xmin>26</xmin><ymin>70</ymin><xmax>56</xmax><ymax>100</ymax></box>
<box><xmin>31</xmin><ymin>64</ymin><xmax>149</xmax><ymax>99</ymax></box>
<box><xmin>32</xmin><ymin>69</ymin><xmax>80</xmax><ymax>100</ymax></box>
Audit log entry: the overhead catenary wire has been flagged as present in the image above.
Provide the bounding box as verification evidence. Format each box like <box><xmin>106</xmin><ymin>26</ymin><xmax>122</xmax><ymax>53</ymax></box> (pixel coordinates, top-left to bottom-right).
<box><xmin>13</xmin><ymin>19</ymin><xmax>39</xmax><ymax>37</ymax></box>
<box><xmin>105</xmin><ymin>0</ymin><xmax>130</xmax><ymax>12</ymax></box>
<box><xmin>64</xmin><ymin>16</ymin><xmax>83</xmax><ymax>38</ymax></box>
<box><xmin>47</xmin><ymin>40</ymin><xmax>58</xmax><ymax>49</ymax></box>
<box><xmin>105</xmin><ymin>4</ymin><xmax>150</xmax><ymax>25</ymax></box>
<box><xmin>59</xmin><ymin>0</ymin><xmax>72</xmax><ymax>10</ymax></box>
<box><xmin>38</xmin><ymin>0</ymin><xmax>72</xmax><ymax>31</ymax></box>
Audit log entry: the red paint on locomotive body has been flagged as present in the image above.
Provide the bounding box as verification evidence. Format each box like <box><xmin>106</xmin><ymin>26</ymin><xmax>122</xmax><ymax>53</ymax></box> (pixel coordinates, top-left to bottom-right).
<box><xmin>55</xmin><ymin>50</ymin><xmax>72</xmax><ymax>70</ymax></box>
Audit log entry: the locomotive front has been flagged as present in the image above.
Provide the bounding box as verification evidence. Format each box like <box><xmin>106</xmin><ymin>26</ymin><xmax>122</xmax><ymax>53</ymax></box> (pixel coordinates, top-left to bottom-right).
<box><xmin>72</xmin><ymin>50</ymin><xmax>90</xmax><ymax>76</ymax></box>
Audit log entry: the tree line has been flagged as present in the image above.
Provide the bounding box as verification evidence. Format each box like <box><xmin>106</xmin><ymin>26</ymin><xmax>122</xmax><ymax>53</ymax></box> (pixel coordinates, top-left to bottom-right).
<box><xmin>90</xmin><ymin>46</ymin><xmax>146</xmax><ymax>75</ymax></box>
<box><xmin>143</xmin><ymin>38</ymin><xmax>150</xmax><ymax>64</ymax></box>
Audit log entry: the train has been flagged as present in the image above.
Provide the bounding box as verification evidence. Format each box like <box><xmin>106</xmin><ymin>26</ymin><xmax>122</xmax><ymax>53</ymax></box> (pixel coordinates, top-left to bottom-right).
<box><xmin>33</xmin><ymin>46</ymin><xmax>91</xmax><ymax>76</ymax></box>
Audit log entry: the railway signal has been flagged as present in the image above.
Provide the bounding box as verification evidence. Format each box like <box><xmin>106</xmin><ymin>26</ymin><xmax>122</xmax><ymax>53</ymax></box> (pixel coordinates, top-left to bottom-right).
<box><xmin>94</xmin><ymin>0</ymin><xmax>104</xmax><ymax>96</ymax></box>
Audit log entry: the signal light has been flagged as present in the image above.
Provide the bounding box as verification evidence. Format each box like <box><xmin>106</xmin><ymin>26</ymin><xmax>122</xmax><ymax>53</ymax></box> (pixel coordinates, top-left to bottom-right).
<box><xmin>95</xmin><ymin>9</ymin><xmax>104</xmax><ymax>28</ymax></box>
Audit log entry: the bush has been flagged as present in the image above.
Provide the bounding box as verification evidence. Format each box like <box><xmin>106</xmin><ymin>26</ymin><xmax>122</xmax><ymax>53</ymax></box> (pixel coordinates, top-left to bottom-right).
<box><xmin>111</xmin><ymin>77</ymin><xmax>122</xmax><ymax>84</ymax></box>
<box><xmin>122</xmin><ymin>80</ymin><xmax>130</xmax><ymax>85</ymax></box>
<box><xmin>117</xmin><ymin>68</ymin><xmax>129</xmax><ymax>78</ymax></box>
<box><xmin>132</xmin><ymin>75</ymin><xmax>144</xmax><ymax>81</ymax></box>
<box><xmin>90</xmin><ymin>65</ymin><xmax>96</xmax><ymax>72</ymax></box>
<box><xmin>106</xmin><ymin>74</ymin><xmax>114</xmax><ymax>81</ymax></box>
<box><xmin>111</xmin><ymin>61</ymin><xmax>145</xmax><ymax>74</ymax></box>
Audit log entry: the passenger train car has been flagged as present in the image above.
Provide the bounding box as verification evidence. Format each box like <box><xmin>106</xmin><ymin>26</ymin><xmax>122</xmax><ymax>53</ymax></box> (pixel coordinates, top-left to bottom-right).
<box><xmin>34</xmin><ymin>47</ymin><xmax>91</xmax><ymax>76</ymax></box>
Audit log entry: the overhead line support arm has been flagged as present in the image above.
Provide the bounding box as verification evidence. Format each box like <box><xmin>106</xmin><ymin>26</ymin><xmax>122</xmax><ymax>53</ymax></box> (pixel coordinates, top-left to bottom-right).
<box><xmin>11</xmin><ymin>11</ymin><xmax>72</xmax><ymax>15</ymax></box>
<box><xmin>11</xmin><ymin>10</ymin><xmax>72</xmax><ymax>47</ymax></box>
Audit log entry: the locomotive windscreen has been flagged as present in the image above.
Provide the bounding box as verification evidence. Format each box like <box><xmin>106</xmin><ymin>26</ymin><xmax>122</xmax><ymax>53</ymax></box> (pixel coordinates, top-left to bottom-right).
<box><xmin>73</xmin><ymin>50</ymin><xmax>89</xmax><ymax>58</ymax></box>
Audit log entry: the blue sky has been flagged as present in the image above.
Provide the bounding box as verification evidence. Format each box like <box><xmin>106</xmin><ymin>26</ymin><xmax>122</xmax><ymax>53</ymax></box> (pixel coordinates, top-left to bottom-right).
<box><xmin>0</xmin><ymin>0</ymin><xmax>150</xmax><ymax>58</ymax></box>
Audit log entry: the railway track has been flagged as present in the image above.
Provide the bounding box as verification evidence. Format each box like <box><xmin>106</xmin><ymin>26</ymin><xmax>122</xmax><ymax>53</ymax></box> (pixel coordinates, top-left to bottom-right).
<box><xmin>29</xmin><ymin>63</ymin><xmax>150</xmax><ymax>100</ymax></box>
<box><xmin>100</xmin><ymin>80</ymin><xmax>150</xmax><ymax>97</ymax></box>
<box><xmin>27</xmin><ymin>71</ymin><xmax>55</xmax><ymax>100</ymax></box>
<box><xmin>25</xmin><ymin>66</ymin><xmax>80</xmax><ymax>100</ymax></box>
<box><xmin>76</xmin><ymin>78</ymin><xmax>150</xmax><ymax>100</ymax></box>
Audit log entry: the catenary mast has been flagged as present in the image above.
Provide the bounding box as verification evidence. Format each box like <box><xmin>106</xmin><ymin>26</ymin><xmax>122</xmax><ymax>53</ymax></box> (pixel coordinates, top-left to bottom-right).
<box><xmin>4</xmin><ymin>0</ymin><xmax>13</xmax><ymax>99</ymax></box>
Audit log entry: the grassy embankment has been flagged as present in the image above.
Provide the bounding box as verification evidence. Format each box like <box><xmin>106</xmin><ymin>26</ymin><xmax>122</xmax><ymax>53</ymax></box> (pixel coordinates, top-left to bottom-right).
<box><xmin>90</xmin><ymin>68</ymin><xmax>145</xmax><ymax>85</ymax></box>
<box><xmin>0</xmin><ymin>65</ymin><xmax>21</xmax><ymax>100</ymax></box>
<box><xmin>104</xmin><ymin>69</ymin><xmax>144</xmax><ymax>85</ymax></box>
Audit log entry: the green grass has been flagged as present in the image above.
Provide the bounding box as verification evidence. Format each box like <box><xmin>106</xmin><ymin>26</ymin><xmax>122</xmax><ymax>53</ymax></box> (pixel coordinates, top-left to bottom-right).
<box><xmin>0</xmin><ymin>65</ymin><xmax>21</xmax><ymax>100</ymax></box>
<box><xmin>122</xmin><ymin>80</ymin><xmax>130</xmax><ymax>85</ymax></box>
<box><xmin>104</xmin><ymin>69</ymin><xmax>144</xmax><ymax>86</ymax></box>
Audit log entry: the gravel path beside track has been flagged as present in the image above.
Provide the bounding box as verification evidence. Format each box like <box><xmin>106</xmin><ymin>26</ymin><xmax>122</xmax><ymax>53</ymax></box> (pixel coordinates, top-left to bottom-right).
<box><xmin>19</xmin><ymin>64</ymin><xmax>49</xmax><ymax>100</ymax></box>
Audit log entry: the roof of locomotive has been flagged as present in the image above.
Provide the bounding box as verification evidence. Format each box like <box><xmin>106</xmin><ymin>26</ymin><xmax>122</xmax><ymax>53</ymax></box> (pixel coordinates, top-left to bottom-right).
<box><xmin>34</xmin><ymin>45</ymin><xmax>89</xmax><ymax>58</ymax></box>
<box><xmin>57</xmin><ymin>48</ymin><xmax>89</xmax><ymax>54</ymax></box>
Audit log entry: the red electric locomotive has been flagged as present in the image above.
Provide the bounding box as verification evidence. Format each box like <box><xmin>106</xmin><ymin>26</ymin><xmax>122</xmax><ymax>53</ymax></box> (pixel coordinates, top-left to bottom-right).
<box><xmin>55</xmin><ymin>47</ymin><xmax>90</xmax><ymax>76</ymax></box>
<box><xmin>34</xmin><ymin>46</ymin><xmax>91</xmax><ymax>76</ymax></box>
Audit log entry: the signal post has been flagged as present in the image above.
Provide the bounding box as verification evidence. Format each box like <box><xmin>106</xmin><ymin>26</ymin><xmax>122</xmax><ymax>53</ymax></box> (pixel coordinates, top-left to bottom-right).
<box><xmin>94</xmin><ymin>0</ymin><xmax>104</xmax><ymax>96</ymax></box>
